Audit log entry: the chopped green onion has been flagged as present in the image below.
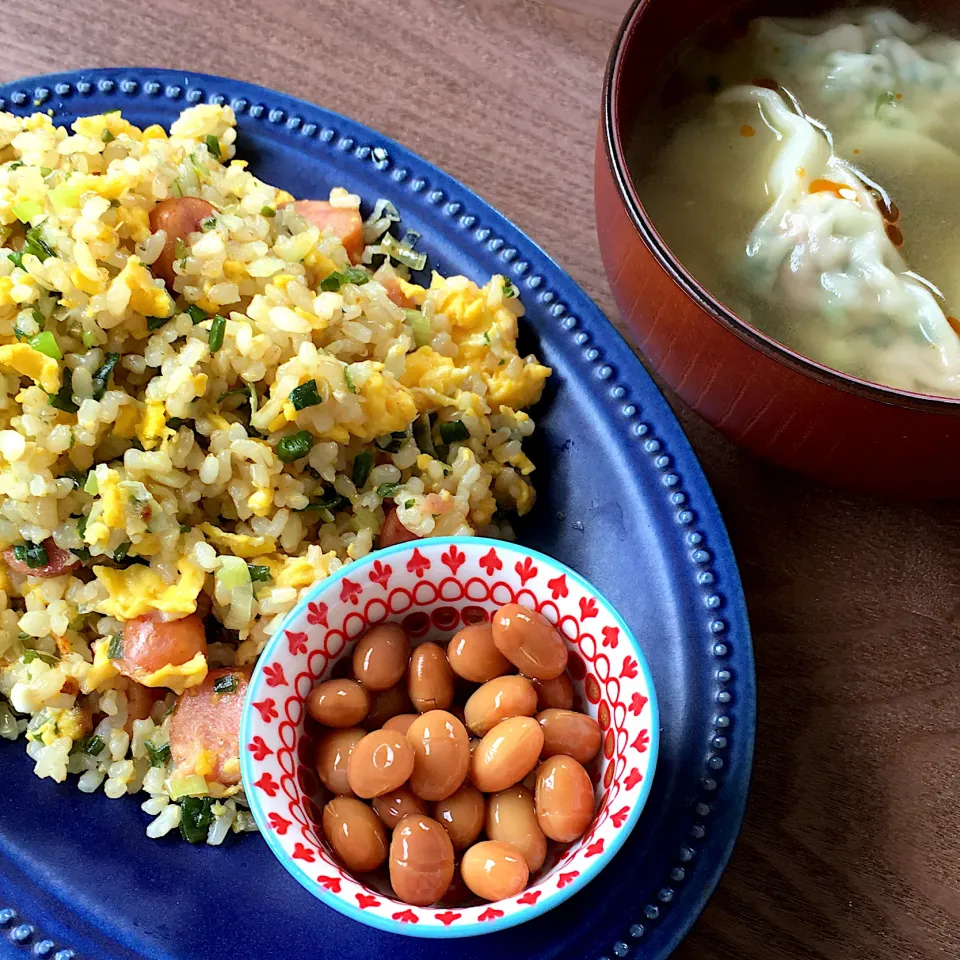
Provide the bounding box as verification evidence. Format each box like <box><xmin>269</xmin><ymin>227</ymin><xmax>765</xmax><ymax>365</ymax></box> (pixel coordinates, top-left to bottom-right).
<box><xmin>213</xmin><ymin>673</ymin><xmax>239</xmax><ymax>694</ymax></box>
<box><xmin>147</xmin><ymin>315</ymin><xmax>167</xmax><ymax>331</ymax></box>
<box><xmin>875</xmin><ymin>89</ymin><xmax>897</xmax><ymax>117</ymax></box>
<box><xmin>414</xmin><ymin>413</ymin><xmax>436</xmax><ymax>458</ymax></box>
<box><xmin>343</xmin><ymin>367</ymin><xmax>356</xmax><ymax>394</ymax></box>
<box><xmin>180</xmin><ymin>795</ymin><xmax>216</xmax><ymax>844</ymax></box>
<box><xmin>49</xmin><ymin>367</ymin><xmax>79</xmax><ymax>413</ymax></box>
<box><xmin>107</xmin><ymin>634</ymin><xmax>123</xmax><ymax>660</ymax></box>
<box><xmin>277</xmin><ymin>430</ymin><xmax>314</xmax><ymax>463</ymax></box>
<box><xmin>247</xmin><ymin>564</ymin><xmax>272</xmax><ymax>583</ymax></box>
<box><xmin>204</xmin><ymin>135</ymin><xmax>221</xmax><ymax>158</ymax></box>
<box><xmin>404</xmin><ymin>499</ymin><xmax>415</xmax><ymax>509</ymax></box>
<box><xmin>28</xmin><ymin>331</ymin><xmax>60</xmax><ymax>359</ymax></box>
<box><xmin>7</xmin><ymin>251</ymin><xmax>24</xmax><ymax>270</ymax></box>
<box><xmin>200</xmin><ymin>217</ymin><xmax>217</xmax><ymax>231</ymax></box>
<box><xmin>104</xmin><ymin>108</ymin><xmax>121</xmax><ymax>114</ymax></box>
<box><xmin>13</xmin><ymin>542</ymin><xmax>48</xmax><ymax>569</ymax></box>
<box><xmin>186</xmin><ymin>304</ymin><xmax>207</xmax><ymax>324</ymax></box>
<box><xmin>12</xmin><ymin>200</ymin><xmax>43</xmax><ymax>224</ymax></box>
<box><xmin>439</xmin><ymin>420</ymin><xmax>470</xmax><ymax>444</ymax></box>
<box><xmin>81</xmin><ymin>329</ymin><xmax>97</xmax><ymax>348</ymax></box>
<box><xmin>113</xmin><ymin>542</ymin><xmax>131</xmax><ymax>563</ymax></box>
<box><xmin>24</xmin><ymin>227</ymin><xmax>55</xmax><ymax>262</ymax></box>
<box><xmin>179</xmin><ymin>524</ymin><xmax>191</xmax><ymax>534</ymax></box>
<box><xmin>145</xmin><ymin>740</ymin><xmax>170</xmax><ymax>767</ymax></box>
<box><xmin>8</xmin><ymin>161</ymin><xmax>23</xmax><ymax>170</ymax></box>
<box><xmin>380</xmin><ymin>232</ymin><xmax>427</xmax><ymax>271</ymax></box>
<box><xmin>208</xmin><ymin>314</ymin><xmax>226</xmax><ymax>353</ymax></box>
<box><xmin>91</xmin><ymin>352</ymin><xmax>120</xmax><ymax>401</ymax></box>
<box><xmin>502</xmin><ymin>278</ymin><xmax>518</xmax><ymax>299</ymax></box>
<box><xmin>261</xmin><ymin>206</ymin><xmax>276</xmax><ymax>217</ymax></box>
<box><xmin>167</xmin><ymin>774</ymin><xmax>207</xmax><ymax>799</ymax></box>
<box><xmin>376</xmin><ymin>482</ymin><xmax>400</xmax><ymax>499</ymax></box>
<box><xmin>298</xmin><ymin>491</ymin><xmax>349</xmax><ymax>514</ymax></box>
<box><xmin>167</xmin><ymin>417</ymin><xmax>186</xmax><ymax>430</ymax></box>
<box><xmin>320</xmin><ymin>268</ymin><xmax>370</xmax><ymax>292</ymax></box>
<box><xmin>289</xmin><ymin>379</ymin><xmax>323</xmax><ymax>410</ymax></box>
<box><xmin>376</xmin><ymin>430</ymin><xmax>407</xmax><ymax>453</ymax></box>
<box><xmin>352</xmin><ymin>450</ymin><xmax>373</xmax><ymax>488</ymax></box>
<box><xmin>22</xmin><ymin>648</ymin><xmax>57</xmax><ymax>665</ymax></box>
<box><xmin>405</xmin><ymin>308</ymin><xmax>431</xmax><ymax>348</ymax></box>
<box><xmin>81</xmin><ymin>733</ymin><xmax>106</xmax><ymax>756</ymax></box>
<box><xmin>101</xmin><ymin>129</ymin><xmax>115</xmax><ymax>143</ymax></box>
<box><xmin>482</xmin><ymin>331</ymin><xmax>491</xmax><ymax>344</ymax></box>
<box><xmin>77</xmin><ymin>515</ymin><xmax>88</xmax><ymax>541</ymax></box>
<box><xmin>63</xmin><ymin>468</ymin><xmax>87</xmax><ymax>489</ymax></box>
<box><xmin>32</xmin><ymin>308</ymin><xmax>45</xmax><ymax>330</ymax></box>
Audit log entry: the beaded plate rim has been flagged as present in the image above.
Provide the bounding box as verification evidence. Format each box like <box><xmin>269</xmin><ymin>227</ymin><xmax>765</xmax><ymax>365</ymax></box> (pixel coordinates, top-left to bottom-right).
<box><xmin>0</xmin><ymin>67</ymin><xmax>755</xmax><ymax>960</ymax></box>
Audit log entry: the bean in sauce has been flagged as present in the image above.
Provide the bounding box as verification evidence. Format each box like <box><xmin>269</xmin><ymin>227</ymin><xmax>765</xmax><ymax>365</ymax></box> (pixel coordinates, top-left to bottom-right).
<box><xmin>492</xmin><ymin>603</ymin><xmax>568</xmax><ymax>680</ymax></box>
<box><xmin>353</xmin><ymin>623</ymin><xmax>409</xmax><ymax>691</ymax></box>
<box><xmin>485</xmin><ymin>785</ymin><xmax>547</xmax><ymax>871</ymax></box>
<box><xmin>535</xmin><ymin>754</ymin><xmax>595</xmax><ymax>842</ymax></box>
<box><xmin>372</xmin><ymin>785</ymin><xmax>428</xmax><ymax>830</ymax></box>
<box><xmin>347</xmin><ymin>729</ymin><xmax>415</xmax><ymax>799</ymax></box>
<box><xmin>532</xmin><ymin>672</ymin><xmax>574</xmax><ymax>711</ymax></box>
<box><xmin>306</xmin><ymin>679</ymin><xmax>370</xmax><ymax>728</ymax></box>
<box><xmin>432</xmin><ymin>783</ymin><xmax>485</xmax><ymax>850</ymax></box>
<box><xmin>389</xmin><ymin>814</ymin><xmax>455</xmax><ymax>906</ymax></box>
<box><xmin>322</xmin><ymin>796</ymin><xmax>388</xmax><ymax>873</ymax></box>
<box><xmin>407</xmin><ymin>642</ymin><xmax>455</xmax><ymax>713</ymax></box>
<box><xmin>406</xmin><ymin>709</ymin><xmax>470</xmax><ymax>801</ymax></box>
<box><xmin>471</xmin><ymin>716</ymin><xmax>544</xmax><ymax>793</ymax></box>
<box><xmin>447</xmin><ymin>622</ymin><xmax>512</xmax><ymax>683</ymax></box>
<box><xmin>537</xmin><ymin>709</ymin><xmax>602</xmax><ymax>764</ymax></box>
<box><xmin>314</xmin><ymin>727</ymin><xmax>366</xmax><ymax>795</ymax></box>
<box><xmin>463</xmin><ymin>675</ymin><xmax>537</xmax><ymax>737</ymax></box>
<box><xmin>460</xmin><ymin>840</ymin><xmax>529</xmax><ymax>901</ymax></box>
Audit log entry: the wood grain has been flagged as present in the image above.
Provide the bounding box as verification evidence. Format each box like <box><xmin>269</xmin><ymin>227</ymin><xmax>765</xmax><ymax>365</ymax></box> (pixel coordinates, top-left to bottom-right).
<box><xmin>1</xmin><ymin>0</ymin><xmax>959</xmax><ymax>957</ymax></box>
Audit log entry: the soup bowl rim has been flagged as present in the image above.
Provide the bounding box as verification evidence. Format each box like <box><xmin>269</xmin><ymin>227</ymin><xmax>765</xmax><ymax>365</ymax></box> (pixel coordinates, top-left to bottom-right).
<box><xmin>603</xmin><ymin>0</ymin><xmax>960</xmax><ymax>414</ymax></box>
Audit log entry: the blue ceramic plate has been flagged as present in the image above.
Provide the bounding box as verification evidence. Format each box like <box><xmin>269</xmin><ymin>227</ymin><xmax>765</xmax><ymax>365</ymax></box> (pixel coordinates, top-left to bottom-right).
<box><xmin>0</xmin><ymin>69</ymin><xmax>754</xmax><ymax>960</ymax></box>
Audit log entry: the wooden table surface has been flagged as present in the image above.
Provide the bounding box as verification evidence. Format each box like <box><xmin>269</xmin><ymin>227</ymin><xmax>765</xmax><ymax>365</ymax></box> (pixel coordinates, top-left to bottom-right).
<box><xmin>2</xmin><ymin>1</ymin><xmax>959</xmax><ymax>958</ymax></box>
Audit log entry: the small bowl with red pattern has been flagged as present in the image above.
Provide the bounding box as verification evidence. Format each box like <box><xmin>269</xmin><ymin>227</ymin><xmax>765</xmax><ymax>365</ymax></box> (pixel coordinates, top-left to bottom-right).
<box><xmin>240</xmin><ymin>536</ymin><xmax>659</xmax><ymax>939</ymax></box>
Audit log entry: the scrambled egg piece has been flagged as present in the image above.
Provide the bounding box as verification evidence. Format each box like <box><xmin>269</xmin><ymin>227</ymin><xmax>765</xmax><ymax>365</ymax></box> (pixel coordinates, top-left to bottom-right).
<box><xmin>199</xmin><ymin>523</ymin><xmax>276</xmax><ymax>559</ymax></box>
<box><xmin>0</xmin><ymin>343</ymin><xmax>60</xmax><ymax>393</ymax></box>
<box><xmin>347</xmin><ymin>367</ymin><xmax>418</xmax><ymax>440</ymax></box>
<box><xmin>137</xmin><ymin>400</ymin><xmax>170</xmax><ymax>450</ymax></box>
<box><xmin>400</xmin><ymin>348</ymin><xmax>468</xmax><ymax>412</ymax></box>
<box><xmin>137</xmin><ymin>652</ymin><xmax>207</xmax><ymax>695</ymax></box>
<box><xmin>112</xmin><ymin>256</ymin><xmax>174</xmax><ymax>319</ymax></box>
<box><xmin>98</xmin><ymin>470</ymin><xmax>125</xmax><ymax>528</ymax></box>
<box><xmin>93</xmin><ymin>560</ymin><xmax>205</xmax><ymax>620</ymax></box>
<box><xmin>487</xmin><ymin>362</ymin><xmax>551</xmax><ymax>410</ymax></box>
<box><xmin>82</xmin><ymin>639</ymin><xmax>120</xmax><ymax>693</ymax></box>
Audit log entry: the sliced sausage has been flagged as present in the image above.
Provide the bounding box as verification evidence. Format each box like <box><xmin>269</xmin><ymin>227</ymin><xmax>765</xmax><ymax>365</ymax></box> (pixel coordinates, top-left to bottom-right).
<box><xmin>115</xmin><ymin>611</ymin><xmax>207</xmax><ymax>682</ymax></box>
<box><xmin>149</xmin><ymin>197</ymin><xmax>216</xmax><ymax>287</ymax></box>
<box><xmin>295</xmin><ymin>200</ymin><xmax>364</xmax><ymax>264</ymax></box>
<box><xmin>375</xmin><ymin>267</ymin><xmax>417</xmax><ymax>308</ymax></box>
<box><xmin>379</xmin><ymin>508</ymin><xmax>419</xmax><ymax>548</ymax></box>
<box><xmin>169</xmin><ymin>667</ymin><xmax>250</xmax><ymax>785</ymax></box>
<box><xmin>3</xmin><ymin>538</ymin><xmax>81</xmax><ymax>578</ymax></box>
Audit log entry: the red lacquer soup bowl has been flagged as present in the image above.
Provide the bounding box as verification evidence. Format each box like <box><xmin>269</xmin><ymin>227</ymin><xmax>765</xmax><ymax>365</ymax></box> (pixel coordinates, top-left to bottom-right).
<box><xmin>596</xmin><ymin>0</ymin><xmax>960</xmax><ymax>498</ymax></box>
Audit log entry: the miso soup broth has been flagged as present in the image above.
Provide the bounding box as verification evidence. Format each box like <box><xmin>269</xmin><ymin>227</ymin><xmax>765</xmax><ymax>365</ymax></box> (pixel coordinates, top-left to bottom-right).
<box><xmin>630</xmin><ymin>5</ymin><xmax>960</xmax><ymax>397</ymax></box>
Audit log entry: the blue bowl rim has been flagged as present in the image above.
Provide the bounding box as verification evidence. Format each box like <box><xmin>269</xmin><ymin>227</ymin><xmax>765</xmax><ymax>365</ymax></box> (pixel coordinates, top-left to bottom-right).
<box><xmin>240</xmin><ymin>535</ymin><xmax>661</xmax><ymax>940</ymax></box>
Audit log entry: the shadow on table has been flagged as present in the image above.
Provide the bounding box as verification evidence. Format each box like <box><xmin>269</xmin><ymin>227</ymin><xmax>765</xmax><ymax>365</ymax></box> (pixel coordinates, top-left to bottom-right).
<box><xmin>667</xmin><ymin>411</ymin><xmax>960</xmax><ymax>960</ymax></box>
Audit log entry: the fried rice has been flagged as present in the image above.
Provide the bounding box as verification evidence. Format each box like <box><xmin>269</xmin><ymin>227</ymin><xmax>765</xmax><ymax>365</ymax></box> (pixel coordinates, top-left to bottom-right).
<box><xmin>0</xmin><ymin>103</ymin><xmax>550</xmax><ymax>843</ymax></box>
